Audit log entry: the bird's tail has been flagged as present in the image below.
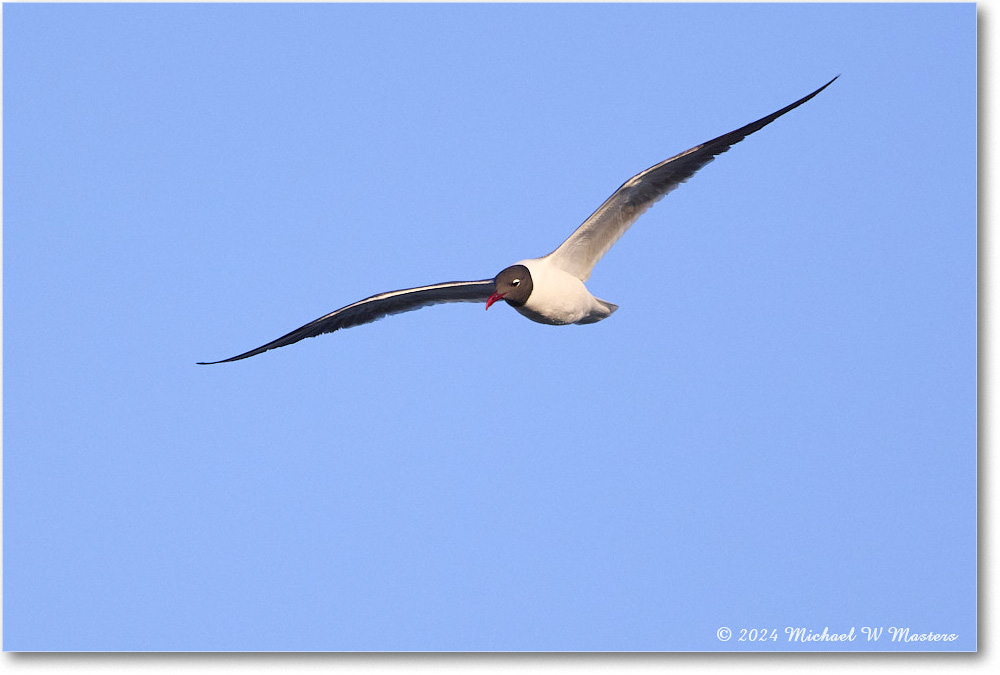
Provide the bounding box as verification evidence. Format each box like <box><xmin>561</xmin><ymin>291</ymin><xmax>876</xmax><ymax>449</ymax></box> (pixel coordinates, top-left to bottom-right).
<box><xmin>577</xmin><ymin>298</ymin><xmax>618</xmax><ymax>324</ymax></box>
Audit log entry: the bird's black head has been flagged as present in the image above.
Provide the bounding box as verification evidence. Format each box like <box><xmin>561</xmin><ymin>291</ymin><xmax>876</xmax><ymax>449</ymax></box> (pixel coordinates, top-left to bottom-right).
<box><xmin>486</xmin><ymin>264</ymin><xmax>533</xmax><ymax>310</ymax></box>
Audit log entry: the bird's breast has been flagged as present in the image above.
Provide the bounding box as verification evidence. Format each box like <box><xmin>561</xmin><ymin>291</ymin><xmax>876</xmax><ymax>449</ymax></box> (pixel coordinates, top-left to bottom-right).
<box><xmin>513</xmin><ymin>258</ymin><xmax>603</xmax><ymax>325</ymax></box>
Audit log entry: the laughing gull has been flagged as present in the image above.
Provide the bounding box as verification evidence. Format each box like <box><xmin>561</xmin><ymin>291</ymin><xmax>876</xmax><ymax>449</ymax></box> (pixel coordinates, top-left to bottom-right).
<box><xmin>199</xmin><ymin>77</ymin><xmax>836</xmax><ymax>364</ymax></box>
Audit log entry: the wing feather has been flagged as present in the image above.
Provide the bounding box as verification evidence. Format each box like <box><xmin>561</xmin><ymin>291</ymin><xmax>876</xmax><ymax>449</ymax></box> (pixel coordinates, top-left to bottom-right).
<box><xmin>546</xmin><ymin>77</ymin><xmax>838</xmax><ymax>281</ymax></box>
<box><xmin>198</xmin><ymin>279</ymin><xmax>495</xmax><ymax>363</ymax></box>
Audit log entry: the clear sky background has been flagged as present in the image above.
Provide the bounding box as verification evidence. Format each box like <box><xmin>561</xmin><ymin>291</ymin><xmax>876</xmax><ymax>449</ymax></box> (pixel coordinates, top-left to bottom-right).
<box><xmin>3</xmin><ymin>2</ymin><xmax>976</xmax><ymax>652</ymax></box>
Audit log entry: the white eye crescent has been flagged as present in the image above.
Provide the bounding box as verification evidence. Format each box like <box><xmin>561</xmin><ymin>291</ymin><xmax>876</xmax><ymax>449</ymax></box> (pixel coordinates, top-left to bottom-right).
<box><xmin>511</xmin><ymin>279</ymin><xmax>520</xmax><ymax>286</ymax></box>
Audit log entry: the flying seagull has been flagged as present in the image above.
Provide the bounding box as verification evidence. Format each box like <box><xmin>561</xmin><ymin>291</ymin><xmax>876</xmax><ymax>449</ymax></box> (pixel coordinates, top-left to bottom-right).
<box><xmin>199</xmin><ymin>77</ymin><xmax>836</xmax><ymax>364</ymax></box>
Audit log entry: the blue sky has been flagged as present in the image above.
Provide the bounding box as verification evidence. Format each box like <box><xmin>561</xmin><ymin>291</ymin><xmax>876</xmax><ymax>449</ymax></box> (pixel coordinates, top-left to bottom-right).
<box><xmin>3</xmin><ymin>3</ymin><xmax>976</xmax><ymax>652</ymax></box>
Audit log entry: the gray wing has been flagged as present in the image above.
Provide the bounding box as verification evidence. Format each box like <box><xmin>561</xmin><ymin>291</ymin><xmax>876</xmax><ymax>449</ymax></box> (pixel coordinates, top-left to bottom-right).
<box><xmin>545</xmin><ymin>76</ymin><xmax>838</xmax><ymax>281</ymax></box>
<box><xmin>198</xmin><ymin>279</ymin><xmax>495</xmax><ymax>364</ymax></box>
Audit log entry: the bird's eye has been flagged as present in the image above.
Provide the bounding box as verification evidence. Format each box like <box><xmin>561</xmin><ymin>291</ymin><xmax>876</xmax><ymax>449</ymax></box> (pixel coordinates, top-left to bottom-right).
<box><xmin>511</xmin><ymin>279</ymin><xmax>520</xmax><ymax>286</ymax></box>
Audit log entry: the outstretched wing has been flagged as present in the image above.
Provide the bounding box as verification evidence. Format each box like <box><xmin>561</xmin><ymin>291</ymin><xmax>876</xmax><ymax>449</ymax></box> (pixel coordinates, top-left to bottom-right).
<box><xmin>199</xmin><ymin>279</ymin><xmax>495</xmax><ymax>364</ymax></box>
<box><xmin>545</xmin><ymin>76</ymin><xmax>838</xmax><ymax>282</ymax></box>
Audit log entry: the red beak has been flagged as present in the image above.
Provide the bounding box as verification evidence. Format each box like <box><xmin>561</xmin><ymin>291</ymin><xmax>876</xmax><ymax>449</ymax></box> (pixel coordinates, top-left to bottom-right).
<box><xmin>485</xmin><ymin>291</ymin><xmax>505</xmax><ymax>310</ymax></box>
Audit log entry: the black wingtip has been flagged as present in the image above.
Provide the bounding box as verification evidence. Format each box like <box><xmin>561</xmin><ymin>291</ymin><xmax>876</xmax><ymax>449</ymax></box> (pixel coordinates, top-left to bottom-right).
<box><xmin>196</xmin><ymin>356</ymin><xmax>249</xmax><ymax>365</ymax></box>
<box><xmin>811</xmin><ymin>75</ymin><xmax>840</xmax><ymax>97</ymax></box>
<box><xmin>196</xmin><ymin>355</ymin><xmax>253</xmax><ymax>365</ymax></box>
<box><xmin>791</xmin><ymin>75</ymin><xmax>840</xmax><ymax>109</ymax></box>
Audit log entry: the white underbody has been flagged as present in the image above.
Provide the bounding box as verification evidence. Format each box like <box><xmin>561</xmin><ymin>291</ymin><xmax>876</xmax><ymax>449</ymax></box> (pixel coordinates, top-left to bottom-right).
<box><xmin>513</xmin><ymin>258</ymin><xmax>618</xmax><ymax>325</ymax></box>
